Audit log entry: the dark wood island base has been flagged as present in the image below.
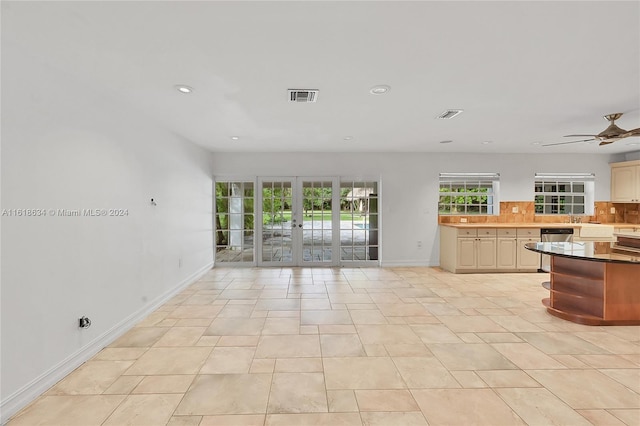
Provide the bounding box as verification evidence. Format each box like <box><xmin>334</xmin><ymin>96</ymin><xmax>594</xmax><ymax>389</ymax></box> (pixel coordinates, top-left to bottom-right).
<box><xmin>527</xmin><ymin>242</ymin><xmax>640</xmax><ymax>326</ymax></box>
<box><xmin>544</xmin><ymin>256</ymin><xmax>640</xmax><ymax>325</ymax></box>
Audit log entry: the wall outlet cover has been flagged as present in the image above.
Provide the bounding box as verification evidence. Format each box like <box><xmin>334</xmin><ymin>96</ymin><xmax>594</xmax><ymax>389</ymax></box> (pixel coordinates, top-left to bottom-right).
<box><xmin>460</xmin><ymin>218</ymin><xmax>468</xmax><ymax>223</ymax></box>
<box><xmin>512</xmin><ymin>207</ymin><xmax>518</xmax><ymax>213</ymax></box>
<box><xmin>610</xmin><ymin>207</ymin><xmax>616</xmax><ymax>214</ymax></box>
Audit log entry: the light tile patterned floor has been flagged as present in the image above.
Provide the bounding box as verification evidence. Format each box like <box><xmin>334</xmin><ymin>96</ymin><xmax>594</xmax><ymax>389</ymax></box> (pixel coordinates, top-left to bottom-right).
<box><xmin>8</xmin><ymin>267</ymin><xmax>640</xmax><ymax>425</ymax></box>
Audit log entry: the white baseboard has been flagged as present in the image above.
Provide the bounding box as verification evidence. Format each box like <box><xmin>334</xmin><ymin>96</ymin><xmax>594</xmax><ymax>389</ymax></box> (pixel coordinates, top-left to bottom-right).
<box><xmin>381</xmin><ymin>260</ymin><xmax>436</xmax><ymax>267</ymax></box>
<box><xmin>0</xmin><ymin>262</ymin><xmax>213</xmax><ymax>424</ymax></box>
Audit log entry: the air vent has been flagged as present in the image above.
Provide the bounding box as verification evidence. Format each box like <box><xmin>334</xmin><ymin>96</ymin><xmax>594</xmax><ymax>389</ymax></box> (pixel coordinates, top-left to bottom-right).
<box><xmin>437</xmin><ymin>109</ymin><xmax>464</xmax><ymax>119</ymax></box>
<box><xmin>288</xmin><ymin>89</ymin><xmax>319</xmax><ymax>103</ymax></box>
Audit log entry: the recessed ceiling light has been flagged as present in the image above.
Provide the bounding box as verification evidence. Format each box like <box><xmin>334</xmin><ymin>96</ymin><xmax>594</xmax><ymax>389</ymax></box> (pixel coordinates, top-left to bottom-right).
<box><xmin>481</xmin><ymin>141</ymin><xmax>493</xmax><ymax>145</ymax></box>
<box><xmin>175</xmin><ymin>85</ymin><xmax>193</xmax><ymax>94</ymax></box>
<box><xmin>230</xmin><ymin>136</ymin><xmax>240</xmax><ymax>140</ymax></box>
<box><xmin>531</xmin><ymin>142</ymin><xmax>541</xmax><ymax>145</ymax></box>
<box><xmin>369</xmin><ymin>85</ymin><xmax>390</xmax><ymax>95</ymax></box>
<box><xmin>439</xmin><ymin>140</ymin><xmax>453</xmax><ymax>144</ymax></box>
<box><xmin>343</xmin><ymin>136</ymin><xmax>354</xmax><ymax>141</ymax></box>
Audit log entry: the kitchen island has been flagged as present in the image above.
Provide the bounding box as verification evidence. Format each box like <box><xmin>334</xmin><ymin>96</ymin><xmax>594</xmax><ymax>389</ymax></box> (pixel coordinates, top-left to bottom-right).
<box><xmin>525</xmin><ymin>240</ymin><xmax>640</xmax><ymax>325</ymax></box>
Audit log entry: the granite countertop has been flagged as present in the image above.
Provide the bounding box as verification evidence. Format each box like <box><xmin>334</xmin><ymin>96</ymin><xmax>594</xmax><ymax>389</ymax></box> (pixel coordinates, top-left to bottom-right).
<box><xmin>525</xmin><ymin>242</ymin><xmax>640</xmax><ymax>264</ymax></box>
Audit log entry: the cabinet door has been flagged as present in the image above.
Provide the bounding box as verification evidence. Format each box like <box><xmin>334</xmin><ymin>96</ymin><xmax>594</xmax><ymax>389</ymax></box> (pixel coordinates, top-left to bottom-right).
<box><xmin>476</xmin><ymin>238</ymin><xmax>497</xmax><ymax>269</ymax></box>
<box><xmin>456</xmin><ymin>238</ymin><xmax>477</xmax><ymax>269</ymax></box>
<box><xmin>497</xmin><ymin>238</ymin><xmax>517</xmax><ymax>269</ymax></box>
<box><xmin>517</xmin><ymin>238</ymin><xmax>541</xmax><ymax>269</ymax></box>
<box><xmin>611</xmin><ymin>165</ymin><xmax>638</xmax><ymax>202</ymax></box>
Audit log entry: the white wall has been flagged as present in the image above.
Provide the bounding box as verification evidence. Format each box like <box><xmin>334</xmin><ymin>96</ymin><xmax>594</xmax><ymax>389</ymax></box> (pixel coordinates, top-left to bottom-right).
<box><xmin>211</xmin><ymin>152</ymin><xmax>616</xmax><ymax>267</ymax></box>
<box><xmin>0</xmin><ymin>50</ymin><xmax>214</xmax><ymax>420</ymax></box>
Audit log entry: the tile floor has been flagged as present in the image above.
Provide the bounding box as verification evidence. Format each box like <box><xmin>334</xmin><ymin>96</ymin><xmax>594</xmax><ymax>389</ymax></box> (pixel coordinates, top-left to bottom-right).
<box><xmin>8</xmin><ymin>267</ymin><xmax>640</xmax><ymax>425</ymax></box>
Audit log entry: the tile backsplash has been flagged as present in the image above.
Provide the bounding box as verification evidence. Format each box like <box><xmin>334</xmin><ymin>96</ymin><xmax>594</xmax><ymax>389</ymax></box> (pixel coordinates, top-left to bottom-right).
<box><xmin>438</xmin><ymin>201</ymin><xmax>640</xmax><ymax>224</ymax></box>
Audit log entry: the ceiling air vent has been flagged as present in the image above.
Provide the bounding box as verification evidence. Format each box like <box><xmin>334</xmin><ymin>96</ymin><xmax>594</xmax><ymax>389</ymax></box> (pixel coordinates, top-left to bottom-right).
<box><xmin>437</xmin><ymin>109</ymin><xmax>464</xmax><ymax>119</ymax></box>
<box><xmin>288</xmin><ymin>89</ymin><xmax>319</xmax><ymax>103</ymax></box>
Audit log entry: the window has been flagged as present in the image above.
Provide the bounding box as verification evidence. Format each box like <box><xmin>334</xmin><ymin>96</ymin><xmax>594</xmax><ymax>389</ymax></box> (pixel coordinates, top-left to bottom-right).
<box><xmin>438</xmin><ymin>173</ymin><xmax>500</xmax><ymax>215</ymax></box>
<box><xmin>215</xmin><ymin>180</ymin><xmax>254</xmax><ymax>263</ymax></box>
<box><xmin>534</xmin><ymin>173</ymin><xmax>595</xmax><ymax>215</ymax></box>
<box><xmin>340</xmin><ymin>180</ymin><xmax>379</xmax><ymax>262</ymax></box>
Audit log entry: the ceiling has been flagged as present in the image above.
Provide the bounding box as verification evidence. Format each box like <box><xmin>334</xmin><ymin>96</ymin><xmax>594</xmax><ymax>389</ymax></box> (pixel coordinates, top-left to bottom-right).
<box><xmin>3</xmin><ymin>1</ymin><xmax>640</xmax><ymax>154</ymax></box>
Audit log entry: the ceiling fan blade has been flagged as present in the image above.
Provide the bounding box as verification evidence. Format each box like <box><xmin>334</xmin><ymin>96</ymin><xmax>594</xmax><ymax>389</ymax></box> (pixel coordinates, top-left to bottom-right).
<box><xmin>622</xmin><ymin>127</ymin><xmax>640</xmax><ymax>137</ymax></box>
<box><xmin>542</xmin><ymin>138</ymin><xmax>596</xmax><ymax>147</ymax></box>
<box><xmin>564</xmin><ymin>134</ymin><xmax>599</xmax><ymax>138</ymax></box>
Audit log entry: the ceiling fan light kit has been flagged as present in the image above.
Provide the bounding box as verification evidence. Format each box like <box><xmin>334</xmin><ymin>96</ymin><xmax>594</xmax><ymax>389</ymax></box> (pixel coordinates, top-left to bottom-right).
<box><xmin>543</xmin><ymin>112</ymin><xmax>640</xmax><ymax>147</ymax></box>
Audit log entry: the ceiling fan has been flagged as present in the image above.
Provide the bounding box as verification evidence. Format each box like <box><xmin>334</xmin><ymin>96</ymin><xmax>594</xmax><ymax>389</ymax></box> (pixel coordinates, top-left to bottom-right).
<box><xmin>543</xmin><ymin>113</ymin><xmax>640</xmax><ymax>146</ymax></box>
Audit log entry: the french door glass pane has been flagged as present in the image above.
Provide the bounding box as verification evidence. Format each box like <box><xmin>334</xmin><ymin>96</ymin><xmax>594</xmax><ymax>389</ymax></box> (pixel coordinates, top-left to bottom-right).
<box><xmin>302</xmin><ymin>181</ymin><xmax>333</xmax><ymax>263</ymax></box>
<box><xmin>340</xmin><ymin>181</ymin><xmax>378</xmax><ymax>261</ymax></box>
<box><xmin>215</xmin><ymin>181</ymin><xmax>254</xmax><ymax>263</ymax></box>
<box><xmin>262</xmin><ymin>181</ymin><xmax>293</xmax><ymax>262</ymax></box>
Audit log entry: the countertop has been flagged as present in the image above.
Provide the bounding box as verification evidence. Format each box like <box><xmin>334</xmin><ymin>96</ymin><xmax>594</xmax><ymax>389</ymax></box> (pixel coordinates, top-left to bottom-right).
<box><xmin>525</xmin><ymin>242</ymin><xmax>640</xmax><ymax>264</ymax></box>
<box><xmin>615</xmin><ymin>232</ymin><xmax>640</xmax><ymax>239</ymax></box>
<box><xmin>441</xmin><ymin>223</ymin><xmax>640</xmax><ymax>229</ymax></box>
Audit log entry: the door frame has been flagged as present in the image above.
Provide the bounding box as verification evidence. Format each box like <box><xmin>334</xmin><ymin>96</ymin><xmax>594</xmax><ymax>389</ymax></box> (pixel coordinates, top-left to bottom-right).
<box><xmin>257</xmin><ymin>176</ymin><xmax>340</xmax><ymax>267</ymax></box>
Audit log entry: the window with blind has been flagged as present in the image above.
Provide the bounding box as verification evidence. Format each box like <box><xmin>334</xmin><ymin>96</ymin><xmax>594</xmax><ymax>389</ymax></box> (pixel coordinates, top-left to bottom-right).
<box><xmin>534</xmin><ymin>173</ymin><xmax>595</xmax><ymax>215</ymax></box>
<box><xmin>438</xmin><ymin>173</ymin><xmax>500</xmax><ymax>215</ymax></box>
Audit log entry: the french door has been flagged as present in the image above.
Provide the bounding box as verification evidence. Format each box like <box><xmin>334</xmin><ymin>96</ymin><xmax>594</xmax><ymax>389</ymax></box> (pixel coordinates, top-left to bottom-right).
<box><xmin>258</xmin><ymin>177</ymin><xmax>339</xmax><ymax>267</ymax></box>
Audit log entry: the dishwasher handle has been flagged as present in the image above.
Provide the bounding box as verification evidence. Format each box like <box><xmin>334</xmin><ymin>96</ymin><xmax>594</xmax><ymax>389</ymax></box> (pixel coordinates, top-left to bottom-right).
<box><xmin>540</xmin><ymin>228</ymin><xmax>574</xmax><ymax>235</ymax></box>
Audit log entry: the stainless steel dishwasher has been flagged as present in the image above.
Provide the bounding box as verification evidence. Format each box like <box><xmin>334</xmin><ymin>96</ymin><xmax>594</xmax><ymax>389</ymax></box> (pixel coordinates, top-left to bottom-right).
<box><xmin>539</xmin><ymin>228</ymin><xmax>574</xmax><ymax>272</ymax></box>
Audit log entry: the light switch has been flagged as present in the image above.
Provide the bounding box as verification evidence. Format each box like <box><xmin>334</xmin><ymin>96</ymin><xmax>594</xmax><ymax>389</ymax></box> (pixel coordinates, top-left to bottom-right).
<box><xmin>512</xmin><ymin>207</ymin><xmax>518</xmax><ymax>213</ymax></box>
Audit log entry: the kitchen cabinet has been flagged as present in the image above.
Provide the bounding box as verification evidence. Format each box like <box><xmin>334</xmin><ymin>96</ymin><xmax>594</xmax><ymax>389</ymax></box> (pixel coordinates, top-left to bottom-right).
<box><xmin>456</xmin><ymin>237</ymin><xmax>477</xmax><ymax>269</ymax></box>
<box><xmin>440</xmin><ymin>225</ymin><xmax>541</xmax><ymax>273</ymax></box>
<box><xmin>516</xmin><ymin>228</ymin><xmax>541</xmax><ymax>269</ymax></box>
<box><xmin>517</xmin><ymin>238</ymin><xmax>540</xmax><ymax>268</ymax></box>
<box><xmin>610</xmin><ymin>160</ymin><xmax>640</xmax><ymax>202</ymax></box>
<box><xmin>497</xmin><ymin>229</ymin><xmax>517</xmax><ymax>269</ymax></box>
<box><xmin>476</xmin><ymin>236</ymin><xmax>497</xmax><ymax>269</ymax></box>
<box><xmin>455</xmin><ymin>228</ymin><xmax>497</xmax><ymax>270</ymax></box>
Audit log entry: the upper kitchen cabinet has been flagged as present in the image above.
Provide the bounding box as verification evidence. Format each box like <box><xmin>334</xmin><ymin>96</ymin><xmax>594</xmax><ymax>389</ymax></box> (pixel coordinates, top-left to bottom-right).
<box><xmin>610</xmin><ymin>160</ymin><xmax>640</xmax><ymax>202</ymax></box>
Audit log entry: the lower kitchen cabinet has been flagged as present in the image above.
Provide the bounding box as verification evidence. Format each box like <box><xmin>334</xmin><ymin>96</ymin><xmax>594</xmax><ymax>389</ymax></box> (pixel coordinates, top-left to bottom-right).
<box><xmin>517</xmin><ymin>238</ymin><xmax>541</xmax><ymax>269</ymax></box>
<box><xmin>456</xmin><ymin>238</ymin><xmax>477</xmax><ymax>269</ymax></box>
<box><xmin>497</xmin><ymin>238</ymin><xmax>518</xmax><ymax>269</ymax></box>
<box><xmin>516</xmin><ymin>228</ymin><xmax>540</xmax><ymax>269</ymax></box>
<box><xmin>440</xmin><ymin>225</ymin><xmax>541</xmax><ymax>273</ymax></box>
<box><xmin>497</xmin><ymin>228</ymin><xmax>517</xmax><ymax>269</ymax></box>
<box><xmin>477</xmin><ymin>237</ymin><xmax>497</xmax><ymax>269</ymax></box>
<box><xmin>455</xmin><ymin>235</ymin><xmax>497</xmax><ymax>269</ymax></box>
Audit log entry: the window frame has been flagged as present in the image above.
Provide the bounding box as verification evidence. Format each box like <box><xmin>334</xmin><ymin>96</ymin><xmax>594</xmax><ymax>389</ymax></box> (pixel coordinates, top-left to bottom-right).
<box><xmin>534</xmin><ymin>173</ymin><xmax>595</xmax><ymax>216</ymax></box>
<box><xmin>438</xmin><ymin>173</ymin><xmax>500</xmax><ymax>215</ymax></box>
<box><xmin>214</xmin><ymin>178</ymin><xmax>256</xmax><ymax>265</ymax></box>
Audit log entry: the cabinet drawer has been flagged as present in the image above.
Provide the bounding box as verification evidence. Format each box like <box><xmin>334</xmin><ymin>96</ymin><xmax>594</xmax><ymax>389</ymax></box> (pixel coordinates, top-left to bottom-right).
<box><xmin>517</xmin><ymin>228</ymin><xmax>540</xmax><ymax>237</ymax></box>
<box><xmin>477</xmin><ymin>228</ymin><xmax>497</xmax><ymax>237</ymax></box>
<box><xmin>497</xmin><ymin>228</ymin><xmax>517</xmax><ymax>237</ymax></box>
<box><xmin>457</xmin><ymin>228</ymin><xmax>477</xmax><ymax>237</ymax></box>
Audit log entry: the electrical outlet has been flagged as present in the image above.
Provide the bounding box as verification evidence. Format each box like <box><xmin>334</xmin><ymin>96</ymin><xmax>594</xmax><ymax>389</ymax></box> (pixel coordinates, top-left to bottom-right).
<box><xmin>610</xmin><ymin>207</ymin><xmax>616</xmax><ymax>214</ymax></box>
<box><xmin>460</xmin><ymin>218</ymin><xmax>468</xmax><ymax>223</ymax></box>
<box><xmin>512</xmin><ymin>207</ymin><xmax>518</xmax><ymax>213</ymax></box>
<box><xmin>417</xmin><ymin>240</ymin><xmax>422</xmax><ymax>248</ymax></box>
